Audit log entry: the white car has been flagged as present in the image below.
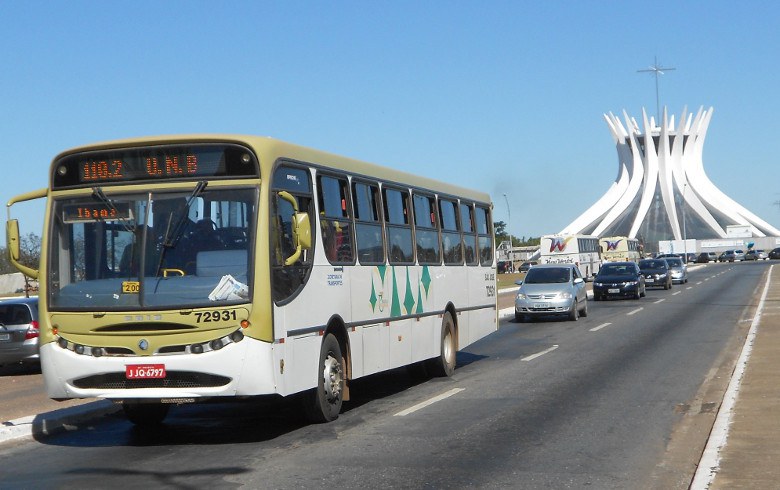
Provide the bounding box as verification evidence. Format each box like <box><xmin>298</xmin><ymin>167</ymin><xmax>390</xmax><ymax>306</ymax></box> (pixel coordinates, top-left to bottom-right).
<box><xmin>514</xmin><ymin>264</ymin><xmax>588</xmax><ymax>323</ymax></box>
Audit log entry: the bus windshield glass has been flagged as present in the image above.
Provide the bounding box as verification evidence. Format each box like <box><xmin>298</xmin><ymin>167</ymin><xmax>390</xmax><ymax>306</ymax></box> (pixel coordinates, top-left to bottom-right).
<box><xmin>48</xmin><ymin>187</ymin><xmax>256</xmax><ymax>310</ymax></box>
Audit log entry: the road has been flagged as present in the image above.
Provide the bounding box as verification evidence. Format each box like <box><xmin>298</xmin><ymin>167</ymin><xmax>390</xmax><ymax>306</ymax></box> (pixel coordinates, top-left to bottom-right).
<box><xmin>0</xmin><ymin>261</ymin><xmax>762</xmax><ymax>489</ymax></box>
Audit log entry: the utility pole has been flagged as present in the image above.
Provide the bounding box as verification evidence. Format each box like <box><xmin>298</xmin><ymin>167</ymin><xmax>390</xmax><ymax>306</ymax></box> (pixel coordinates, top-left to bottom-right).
<box><xmin>503</xmin><ymin>193</ymin><xmax>512</xmax><ymax>270</ymax></box>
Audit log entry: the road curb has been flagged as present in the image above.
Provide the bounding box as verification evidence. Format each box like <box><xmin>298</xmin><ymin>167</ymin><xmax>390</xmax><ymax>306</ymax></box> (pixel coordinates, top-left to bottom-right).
<box><xmin>0</xmin><ymin>400</ymin><xmax>121</xmax><ymax>445</ymax></box>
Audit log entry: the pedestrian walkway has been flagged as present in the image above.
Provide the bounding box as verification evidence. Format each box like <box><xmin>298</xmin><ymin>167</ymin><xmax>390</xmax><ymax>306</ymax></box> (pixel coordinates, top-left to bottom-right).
<box><xmin>693</xmin><ymin>264</ymin><xmax>780</xmax><ymax>488</ymax></box>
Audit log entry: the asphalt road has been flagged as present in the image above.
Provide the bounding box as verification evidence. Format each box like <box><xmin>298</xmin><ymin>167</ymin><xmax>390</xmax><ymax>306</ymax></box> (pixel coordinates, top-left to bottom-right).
<box><xmin>0</xmin><ymin>261</ymin><xmax>762</xmax><ymax>489</ymax></box>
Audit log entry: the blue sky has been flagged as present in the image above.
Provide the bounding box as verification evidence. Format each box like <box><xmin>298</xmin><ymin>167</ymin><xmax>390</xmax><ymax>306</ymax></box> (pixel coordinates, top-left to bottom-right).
<box><xmin>2</xmin><ymin>1</ymin><xmax>780</xmax><ymax>240</ymax></box>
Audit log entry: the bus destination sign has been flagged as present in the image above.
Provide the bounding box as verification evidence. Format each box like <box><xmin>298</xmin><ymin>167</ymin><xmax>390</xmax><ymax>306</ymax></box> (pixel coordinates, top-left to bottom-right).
<box><xmin>52</xmin><ymin>144</ymin><xmax>259</xmax><ymax>189</ymax></box>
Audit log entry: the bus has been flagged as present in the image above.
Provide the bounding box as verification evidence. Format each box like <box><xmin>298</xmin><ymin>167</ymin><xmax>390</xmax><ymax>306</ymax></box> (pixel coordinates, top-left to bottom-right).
<box><xmin>6</xmin><ymin>135</ymin><xmax>497</xmax><ymax>425</ymax></box>
<box><xmin>539</xmin><ymin>234</ymin><xmax>602</xmax><ymax>279</ymax></box>
<box><xmin>600</xmin><ymin>236</ymin><xmax>641</xmax><ymax>263</ymax></box>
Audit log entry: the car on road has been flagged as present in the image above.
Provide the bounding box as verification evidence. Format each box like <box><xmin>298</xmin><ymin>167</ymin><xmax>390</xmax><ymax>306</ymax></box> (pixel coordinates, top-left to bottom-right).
<box><xmin>514</xmin><ymin>264</ymin><xmax>588</xmax><ymax>322</ymax></box>
<box><xmin>0</xmin><ymin>296</ymin><xmax>40</xmax><ymax>366</ymax></box>
<box><xmin>665</xmin><ymin>257</ymin><xmax>688</xmax><ymax>284</ymax></box>
<box><xmin>718</xmin><ymin>250</ymin><xmax>745</xmax><ymax>262</ymax></box>
<box><xmin>592</xmin><ymin>262</ymin><xmax>645</xmax><ymax>300</ymax></box>
<box><xmin>638</xmin><ymin>259</ymin><xmax>672</xmax><ymax>290</ymax></box>
<box><xmin>769</xmin><ymin>248</ymin><xmax>780</xmax><ymax>260</ymax></box>
<box><xmin>519</xmin><ymin>261</ymin><xmax>538</xmax><ymax>273</ymax></box>
<box><xmin>696</xmin><ymin>252</ymin><xmax>717</xmax><ymax>263</ymax></box>
<box><xmin>744</xmin><ymin>249</ymin><xmax>768</xmax><ymax>261</ymax></box>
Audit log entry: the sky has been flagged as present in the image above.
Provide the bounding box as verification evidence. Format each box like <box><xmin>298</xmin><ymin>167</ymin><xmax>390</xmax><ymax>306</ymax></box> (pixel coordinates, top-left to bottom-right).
<box><xmin>2</xmin><ymin>1</ymin><xmax>780</xmax><ymax>242</ymax></box>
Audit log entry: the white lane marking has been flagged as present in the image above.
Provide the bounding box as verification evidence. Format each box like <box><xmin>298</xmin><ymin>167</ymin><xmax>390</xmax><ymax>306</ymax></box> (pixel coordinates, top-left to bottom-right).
<box><xmin>697</xmin><ymin>281</ymin><xmax>703</xmax><ymax>285</ymax></box>
<box><xmin>692</xmin><ymin>264</ymin><xmax>775</xmax><ymax>488</ymax></box>
<box><xmin>672</xmin><ymin>291</ymin><xmax>682</xmax><ymax>296</ymax></box>
<box><xmin>394</xmin><ymin>388</ymin><xmax>466</xmax><ymax>417</ymax></box>
<box><xmin>654</xmin><ymin>298</ymin><xmax>666</xmax><ymax>304</ymax></box>
<box><xmin>627</xmin><ymin>307</ymin><xmax>643</xmax><ymax>316</ymax></box>
<box><xmin>704</xmin><ymin>277</ymin><xmax>711</xmax><ymax>281</ymax></box>
<box><xmin>686</xmin><ymin>287</ymin><xmax>693</xmax><ymax>290</ymax></box>
<box><xmin>590</xmin><ymin>322</ymin><xmax>612</xmax><ymax>332</ymax></box>
<box><xmin>522</xmin><ymin>344</ymin><xmax>559</xmax><ymax>362</ymax></box>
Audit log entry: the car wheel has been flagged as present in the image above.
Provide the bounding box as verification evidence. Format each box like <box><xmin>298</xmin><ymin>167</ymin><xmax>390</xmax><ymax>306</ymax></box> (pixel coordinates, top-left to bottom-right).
<box><xmin>634</xmin><ymin>288</ymin><xmax>641</xmax><ymax>300</ymax></box>
<box><xmin>568</xmin><ymin>300</ymin><xmax>579</xmax><ymax>321</ymax></box>
<box><xmin>580</xmin><ymin>298</ymin><xmax>588</xmax><ymax>317</ymax></box>
<box><xmin>640</xmin><ymin>285</ymin><xmax>646</xmax><ymax>297</ymax></box>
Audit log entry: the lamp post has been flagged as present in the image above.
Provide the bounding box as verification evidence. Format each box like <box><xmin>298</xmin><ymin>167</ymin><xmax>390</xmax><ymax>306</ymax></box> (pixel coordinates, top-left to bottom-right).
<box><xmin>503</xmin><ymin>193</ymin><xmax>512</xmax><ymax>270</ymax></box>
<box><xmin>682</xmin><ymin>183</ymin><xmax>688</xmax><ymax>262</ymax></box>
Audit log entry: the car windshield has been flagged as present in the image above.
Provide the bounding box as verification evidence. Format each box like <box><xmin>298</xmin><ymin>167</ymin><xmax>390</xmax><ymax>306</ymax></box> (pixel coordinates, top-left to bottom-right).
<box><xmin>599</xmin><ymin>264</ymin><xmax>634</xmax><ymax>276</ymax></box>
<box><xmin>666</xmin><ymin>258</ymin><xmax>683</xmax><ymax>267</ymax></box>
<box><xmin>524</xmin><ymin>267</ymin><xmax>571</xmax><ymax>284</ymax></box>
<box><xmin>639</xmin><ymin>260</ymin><xmax>666</xmax><ymax>269</ymax></box>
<box><xmin>49</xmin><ymin>187</ymin><xmax>257</xmax><ymax>310</ymax></box>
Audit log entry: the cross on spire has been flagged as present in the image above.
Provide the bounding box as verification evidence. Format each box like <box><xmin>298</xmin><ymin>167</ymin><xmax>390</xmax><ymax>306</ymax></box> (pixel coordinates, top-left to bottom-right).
<box><xmin>637</xmin><ymin>56</ymin><xmax>676</xmax><ymax>124</ymax></box>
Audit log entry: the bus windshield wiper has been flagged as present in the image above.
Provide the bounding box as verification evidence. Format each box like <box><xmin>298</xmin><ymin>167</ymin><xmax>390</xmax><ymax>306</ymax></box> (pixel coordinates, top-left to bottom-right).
<box><xmin>163</xmin><ymin>180</ymin><xmax>208</xmax><ymax>249</ymax></box>
<box><xmin>91</xmin><ymin>187</ymin><xmax>134</xmax><ymax>233</ymax></box>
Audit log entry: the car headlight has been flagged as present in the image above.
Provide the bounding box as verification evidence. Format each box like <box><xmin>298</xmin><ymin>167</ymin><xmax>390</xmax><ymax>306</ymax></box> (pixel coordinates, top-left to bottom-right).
<box><xmin>516</xmin><ymin>293</ymin><xmax>527</xmax><ymax>300</ymax></box>
<box><xmin>594</xmin><ymin>282</ymin><xmax>603</xmax><ymax>287</ymax></box>
<box><xmin>559</xmin><ymin>292</ymin><xmax>573</xmax><ymax>300</ymax></box>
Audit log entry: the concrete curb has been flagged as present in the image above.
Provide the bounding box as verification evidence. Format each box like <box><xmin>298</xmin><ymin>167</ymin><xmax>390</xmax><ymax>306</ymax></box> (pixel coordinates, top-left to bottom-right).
<box><xmin>0</xmin><ymin>400</ymin><xmax>121</xmax><ymax>445</ymax></box>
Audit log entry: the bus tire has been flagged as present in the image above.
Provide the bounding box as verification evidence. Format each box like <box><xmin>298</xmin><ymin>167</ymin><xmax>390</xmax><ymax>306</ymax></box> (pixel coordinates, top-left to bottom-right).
<box><xmin>427</xmin><ymin>311</ymin><xmax>456</xmax><ymax>377</ymax></box>
<box><xmin>303</xmin><ymin>333</ymin><xmax>344</xmax><ymax>423</ymax></box>
<box><xmin>122</xmin><ymin>402</ymin><xmax>170</xmax><ymax>426</ymax></box>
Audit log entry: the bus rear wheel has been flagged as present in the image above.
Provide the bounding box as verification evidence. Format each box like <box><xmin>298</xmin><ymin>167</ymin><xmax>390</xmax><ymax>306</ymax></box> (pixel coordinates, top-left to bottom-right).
<box><xmin>427</xmin><ymin>311</ymin><xmax>456</xmax><ymax>377</ymax></box>
<box><xmin>122</xmin><ymin>402</ymin><xmax>170</xmax><ymax>426</ymax></box>
<box><xmin>303</xmin><ymin>333</ymin><xmax>344</xmax><ymax>423</ymax></box>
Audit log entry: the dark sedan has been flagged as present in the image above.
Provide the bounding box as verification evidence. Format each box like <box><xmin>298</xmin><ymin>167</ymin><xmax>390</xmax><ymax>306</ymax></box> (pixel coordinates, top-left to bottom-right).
<box><xmin>638</xmin><ymin>258</ymin><xmax>672</xmax><ymax>290</ymax></box>
<box><xmin>593</xmin><ymin>262</ymin><xmax>646</xmax><ymax>300</ymax></box>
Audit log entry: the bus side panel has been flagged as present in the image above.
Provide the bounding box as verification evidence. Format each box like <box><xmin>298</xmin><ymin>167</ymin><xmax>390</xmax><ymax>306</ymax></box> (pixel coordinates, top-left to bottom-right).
<box><xmin>360</xmin><ymin>323</ymin><xmax>386</xmax><ymax>377</ymax></box>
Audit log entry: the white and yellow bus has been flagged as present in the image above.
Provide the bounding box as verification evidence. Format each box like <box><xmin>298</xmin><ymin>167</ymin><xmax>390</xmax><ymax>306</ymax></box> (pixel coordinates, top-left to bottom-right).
<box><xmin>600</xmin><ymin>236</ymin><xmax>641</xmax><ymax>263</ymax></box>
<box><xmin>539</xmin><ymin>234</ymin><xmax>602</xmax><ymax>279</ymax></box>
<box><xmin>6</xmin><ymin>135</ymin><xmax>497</xmax><ymax>425</ymax></box>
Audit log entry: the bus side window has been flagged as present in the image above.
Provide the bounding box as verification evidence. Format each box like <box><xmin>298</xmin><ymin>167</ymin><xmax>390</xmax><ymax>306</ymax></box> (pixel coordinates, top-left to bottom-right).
<box><xmin>460</xmin><ymin>203</ymin><xmax>478</xmax><ymax>265</ymax></box>
<box><xmin>352</xmin><ymin>181</ymin><xmax>384</xmax><ymax>264</ymax></box>
<box><xmin>440</xmin><ymin>199</ymin><xmax>462</xmax><ymax>265</ymax></box>
<box><xmin>317</xmin><ymin>174</ymin><xmax>355</xmax><ymax>264</ymax></box>
<box><xmin>384</xmin><ymin>187</ymin><xmax>414</xmax><ymax>264</ymax></box>
<box><xmin>475</xmin><ymin>205</ymin><xmax>493</xmax><ymax>265</ymax></box>
<box><xmin>413</xmin><ymin>192</ymin><xmax>441</xmax><ymax>265</ymax></box>
<box><xmin>271</xmin><ymin>165</ymin><xmax>314</xmax><ymax>303</ymax></box>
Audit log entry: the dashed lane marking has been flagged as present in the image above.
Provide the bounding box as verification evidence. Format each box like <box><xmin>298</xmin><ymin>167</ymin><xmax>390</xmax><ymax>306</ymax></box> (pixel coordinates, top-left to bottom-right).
<box><xmin>590</xmin><ymin>322</ymin><xmax>612</xmax><ymax>332</ymax></box>
<box><xmin>522</xmin><ymin>344</ymin><xmax>559</xmax><ymax>362</ymax></box>
<box><xmin>394</xmin><ymin>388</ymin><xmax>466</xmax><ymax>417</ymax></box>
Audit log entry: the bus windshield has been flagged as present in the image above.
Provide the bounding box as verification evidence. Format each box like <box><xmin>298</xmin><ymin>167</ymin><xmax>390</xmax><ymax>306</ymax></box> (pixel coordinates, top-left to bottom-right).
<box><xmin>49</xmin><ymin>187</ymin><xmax>256</xmax><ymax>310</ymax></box>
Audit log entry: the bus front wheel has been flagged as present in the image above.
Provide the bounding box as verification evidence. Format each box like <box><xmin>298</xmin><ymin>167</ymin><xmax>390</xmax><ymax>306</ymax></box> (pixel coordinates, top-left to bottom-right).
<box><xmin>122</xmin><ymin>402</ymin><xmax>170</xmax><ymax>426</ymax></box>
<box><xmin>427</xmin><ymin>311</ymin><xmax>456</xmax><ymax>377</ymax></box>
<box><xmin>303</xmin><ymin>333</ymin><xmax>344</xmax><ymax>423</ymax></box>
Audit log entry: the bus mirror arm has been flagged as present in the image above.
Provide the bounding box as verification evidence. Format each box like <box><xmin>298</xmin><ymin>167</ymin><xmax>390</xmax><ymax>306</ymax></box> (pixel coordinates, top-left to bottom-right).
<box><xmin>278</xmin><ymin>191</ymin><xmax>312</xmax><ymax>266</ymax></box>
<box><xmin>6</xmin><ymin>188</ymin><xmax>46</xmax><ymax>280</ymax></box>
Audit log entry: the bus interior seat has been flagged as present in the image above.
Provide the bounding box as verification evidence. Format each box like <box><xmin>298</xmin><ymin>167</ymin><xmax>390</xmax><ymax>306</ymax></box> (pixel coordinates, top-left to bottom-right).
<box><xmin>196</xmin><ymin>250</ymin><xmax>248</xmax><ymax>277</ymax></box>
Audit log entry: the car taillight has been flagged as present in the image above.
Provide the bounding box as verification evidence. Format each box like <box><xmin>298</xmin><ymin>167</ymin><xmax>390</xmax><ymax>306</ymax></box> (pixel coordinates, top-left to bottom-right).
<box><xmin>25</xmin><ymin>320</ymin><xmax>39</xmax><ymax>340</ymax></box>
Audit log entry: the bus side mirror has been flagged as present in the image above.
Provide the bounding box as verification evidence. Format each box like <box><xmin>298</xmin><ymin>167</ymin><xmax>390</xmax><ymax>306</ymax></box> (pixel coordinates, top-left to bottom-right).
<box><xmin>6</xmin><ymin>219</ymin><xmax>39</xmax><ymax>279</ymax></box>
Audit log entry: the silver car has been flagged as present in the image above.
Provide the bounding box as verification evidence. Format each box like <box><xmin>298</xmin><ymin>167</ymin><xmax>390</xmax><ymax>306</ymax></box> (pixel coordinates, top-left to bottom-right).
<box><xmin>514</xmin><ymin>264</ymin><xmax>588</xmax><ymax>322</ymax></box>
<box><xmin>0</xmin><ymin>297</ymin><xmax>40</xmax><ymax>366</ymax></box>
<box><xmin>665</xmin><ymin>257</ymin><xmax>688</xmax><ymax>284</ymax></box>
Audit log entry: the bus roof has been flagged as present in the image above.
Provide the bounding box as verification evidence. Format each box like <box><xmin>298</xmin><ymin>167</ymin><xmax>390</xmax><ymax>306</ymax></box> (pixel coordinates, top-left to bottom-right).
<box><xmin>52</xmin><ymin>134</ymin><xmax>492</xmax><ymax>205</ymax></box>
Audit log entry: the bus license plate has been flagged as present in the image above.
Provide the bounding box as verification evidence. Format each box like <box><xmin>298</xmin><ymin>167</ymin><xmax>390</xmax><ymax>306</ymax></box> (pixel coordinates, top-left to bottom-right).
<box><xmin>126</xmin><ymin>364</ymin><xmax>166</xmax><ymax>379</ymax></box>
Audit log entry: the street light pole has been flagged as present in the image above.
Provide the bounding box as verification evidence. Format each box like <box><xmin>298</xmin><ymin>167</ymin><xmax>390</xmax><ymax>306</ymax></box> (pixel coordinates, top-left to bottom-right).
<box><xmin>682</xmin><ymin>183</ymin><xmax>688</xmax><ymax>262</ymax></box>
<box><xmin>503</xmin><ymin>193</ymin><xmax>512</xmax><ymax>270</ymax></box>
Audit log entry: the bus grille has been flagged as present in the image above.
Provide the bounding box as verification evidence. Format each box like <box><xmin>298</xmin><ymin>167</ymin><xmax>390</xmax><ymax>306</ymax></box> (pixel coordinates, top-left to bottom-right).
<box><xmin>72</xmin><ymin>371</ymin><xmax>231</xmax><ymax>390</ymax></box>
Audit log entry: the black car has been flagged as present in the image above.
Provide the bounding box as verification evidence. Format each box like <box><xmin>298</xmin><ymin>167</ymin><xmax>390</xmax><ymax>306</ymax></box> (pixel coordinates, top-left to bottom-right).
<box><xmin>769</xmin><ymin>248</ymin><xmax>780</xmax><ymax>260</ymax></box>
<box><xmin>593</xmin><ymin>262</ymin><xmax>646</xmax><ymax>300</ymax></box>
<box><xmin>638</xmin><ymin>258</ymin><xmax>672</xmax><ymax>290</ymax></box>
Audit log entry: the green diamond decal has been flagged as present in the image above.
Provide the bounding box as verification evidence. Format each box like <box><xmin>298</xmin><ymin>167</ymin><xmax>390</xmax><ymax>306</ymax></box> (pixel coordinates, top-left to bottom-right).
<box><xmin>391</xmin><ymin>267</ymin><xmax>401</xmax><ymax>317</ymax></box>
<box><xmin>369</xmin><ymin>279</ymin><xmax>377</xmax><ymax>312</ymax></box>
<box><xmin>377</xmin><ymin>265</ymin><xmax>387</xmax><ymax>283</ymax></box>
<box><xmin>404</xmin><ymin>266</ymin><xmax>415</xmax><ymax>314</ymax></box>
<box><xmin>421</xmin><ymin>266</ymin><xmax>432</xmax><ymax>296</ymax></box>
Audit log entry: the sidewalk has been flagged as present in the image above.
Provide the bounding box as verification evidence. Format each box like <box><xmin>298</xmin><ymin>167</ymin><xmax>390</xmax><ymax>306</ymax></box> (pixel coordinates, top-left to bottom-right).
<box><xmin>693</xmin><ymin>264</ymin><xmax>780</xmax><ymax>488</ymax></box>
